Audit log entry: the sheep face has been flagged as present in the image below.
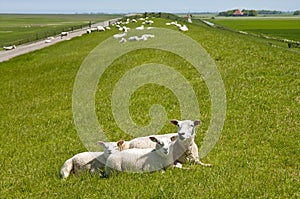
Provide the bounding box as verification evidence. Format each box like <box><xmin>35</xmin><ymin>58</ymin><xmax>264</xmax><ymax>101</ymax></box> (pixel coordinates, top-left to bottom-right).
<box><xmin>149</xmin><ymin>136</ymin><xmax>177</xmax><ymax>157</ymax></box>
<box><xmin>98</xmin><ymin>141</ymin><xmax>119</xmax><ymax>157</ymax></box>
<box><xmin>170</xmin><ymin>119</ymin><xmax>200</xmax><ymax>140</ymax></box>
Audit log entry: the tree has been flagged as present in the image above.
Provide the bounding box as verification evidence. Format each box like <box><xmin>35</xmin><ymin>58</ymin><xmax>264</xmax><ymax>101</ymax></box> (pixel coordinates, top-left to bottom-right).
<box><xmin>293</xmin><ymin>10</ymin><xmax>300</xmax><ymax>15</ymax></box>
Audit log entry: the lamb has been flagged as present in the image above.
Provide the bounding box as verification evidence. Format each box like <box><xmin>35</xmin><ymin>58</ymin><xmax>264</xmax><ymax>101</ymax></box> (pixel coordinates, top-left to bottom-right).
<box><xmin>105</xmin><ymin>136</ymin><xmax>177</xmax><ymax>176</ymax></box>
<box><xmin>59</xmin><ymin>141</ymin><xmax>121</xmax><ymax>179</ymax></box>
<box><xmin>170</xmin><ymin>119</ymin><xmax>211</xmax><ymax>167</ymax></box>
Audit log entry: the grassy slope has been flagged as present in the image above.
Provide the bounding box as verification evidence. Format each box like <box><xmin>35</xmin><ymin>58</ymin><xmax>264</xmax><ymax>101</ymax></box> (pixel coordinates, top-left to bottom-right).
<box><xmin>0</xmin><ymin>18</ymin><xmax>299</xmax><ymax>198</ymax></box>
<box><xmin>0</xmin><ymin>14</ymin><xmax>122</xmax><ymax>46</ymax></box>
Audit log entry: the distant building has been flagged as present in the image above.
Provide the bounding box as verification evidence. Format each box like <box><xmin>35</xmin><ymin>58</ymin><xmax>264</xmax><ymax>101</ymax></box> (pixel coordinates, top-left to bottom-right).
<box><xmin>233</xmin><ymin>9</ymin><xmax>244</xmax><ymax>16</ymax></box>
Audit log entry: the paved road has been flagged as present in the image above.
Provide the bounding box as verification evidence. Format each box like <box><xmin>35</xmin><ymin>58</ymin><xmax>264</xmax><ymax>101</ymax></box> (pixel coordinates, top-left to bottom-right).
<box><xmin>0</xmin><ymin>18</ymin><xmax>120</xmax><ymax>63</ymax></box>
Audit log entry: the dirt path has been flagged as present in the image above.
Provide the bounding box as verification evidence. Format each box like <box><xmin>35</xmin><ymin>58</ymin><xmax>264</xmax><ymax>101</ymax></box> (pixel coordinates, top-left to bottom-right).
<box><xmin>0</xmin><ymin>18</ymin><xmax>120</xmax><ymax>63</ymax></box>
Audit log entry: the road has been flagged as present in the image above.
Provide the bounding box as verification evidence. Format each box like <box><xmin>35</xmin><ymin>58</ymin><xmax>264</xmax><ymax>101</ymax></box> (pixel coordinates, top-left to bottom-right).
<box><xmin>0</xmin><ymin>18</ymin><xmax>120</xmax><ymax>63</ymax></box>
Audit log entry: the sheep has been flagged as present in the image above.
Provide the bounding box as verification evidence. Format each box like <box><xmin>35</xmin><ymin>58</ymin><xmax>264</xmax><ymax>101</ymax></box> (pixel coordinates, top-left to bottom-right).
<box><xmin>170</xmin><ymin>119</ymin><xmax>211</xmax><ymax>167</ymax></box>
<box><xmin>86</xmin><ymin>29</ymin><xmax>92</xmax><ymax>34</ymax></box>
<box><xmin>105</xmin><ymin>136</ymin><xmax>177</xmax><ymax>176</ymax></box>
<box><xmin>97</xmin><ymin>26</ymin><xmax>106</xmax><ymax>31</ymax></box>
<box><xmin>145</xmin><ymin>20</ymin><xmax>154</xmax><ymax>25</ymax></box>
<box><xmin>136</xmin><ymin>25</ymin><xmax>144</xmax><ymax>30</ymax></box>
<box><xmin>128</xmin><ymin>36</ymin><xmax>140</xmax><ymax>41</ymax></box>
<box><xmin>179</xmin><ymin>25</ymin><xmax>189</xmax><ymax>32</ymax></box>
<box><xmin>131</xmin><ymin>19</ymin><xmax>137</xmax><ymax>23</ymax></box>
<box><xmin>60</xmin><ymin>31</ymin><xmax>68</xmax><ymax>39</ymax></box>
<box><xmin>113</xmin><ymin>33</ymin><xmax>126</xmax><ymax>39</ymax></box>
<box><xmin>105</xmin><ymin>26</ymin><xmax>111</xmax><ymax>30</ymax></box>
<box><xmin>119</xmin><ymin>38</ymin><xmax>127</xmax><ymax>43</ymax></box>
<box><xmin>120</xmin><ymin>132</ymin><xmax>177</xmax><ymax>150</ymax></box>
<box><xmin>3</xmin><ymin>45</ymin><xmax>16</xmax><ymax>50</ymax></box>
<box><xmin>59</xmin><ymin>141</ymin><xmax>121</xmax><ymax>179</ymax></box>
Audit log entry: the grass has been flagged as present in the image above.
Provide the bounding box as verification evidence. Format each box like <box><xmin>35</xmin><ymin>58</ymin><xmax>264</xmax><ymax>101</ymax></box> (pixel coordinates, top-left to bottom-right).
<box><xmin>0</xmin><ymin>14</ymin><xmax>122</xmax><ymax>46</ymax></box>
<box><xmin>208</xmin><ymin>17</ymin><xmax>300</xmax><ymax>41</ymax></box>
<box><xmin>0</xmin><ymin>15</ymin><xmax>299</xmax><ymax>198</ymax></box>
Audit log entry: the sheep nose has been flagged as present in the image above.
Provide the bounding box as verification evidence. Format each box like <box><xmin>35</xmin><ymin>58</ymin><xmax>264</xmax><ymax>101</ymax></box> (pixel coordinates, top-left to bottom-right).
<box><xmin>178</xmin><ymin>132</ymin><xmax>185</xmax><ymax>136</ymax></box>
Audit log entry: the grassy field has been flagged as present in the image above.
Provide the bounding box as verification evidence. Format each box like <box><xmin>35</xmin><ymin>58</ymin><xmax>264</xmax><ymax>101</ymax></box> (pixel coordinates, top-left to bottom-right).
<box><xmin>0</xmin><ymin>14</ymin><xmax>122</xmax><ymax>46</ymax></box>
<box><xmin>0</xmin><ymin>15</ymin><xmax>299</xmax><ymax>198</ymax></box>
<box><xmin>208</xmin><ymin>17</ymin><xmax>300</xmax><ymax>41</ymax></box>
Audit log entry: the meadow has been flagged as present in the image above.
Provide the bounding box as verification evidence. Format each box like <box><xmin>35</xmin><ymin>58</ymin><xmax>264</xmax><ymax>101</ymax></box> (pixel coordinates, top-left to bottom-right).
<box><xmin>0</xmin><ymin>14</ymin><xmax>122</xmax><ymax>46</ymax></box>
<box><xmin>208</xmin><ymin>17</ymin><xmax>300</xmax><ymax>41</ymax></box>
<box><xmin>0</xmin><ymin>14</ymin><xmax>299</xmax><ymax>198</ymax></box>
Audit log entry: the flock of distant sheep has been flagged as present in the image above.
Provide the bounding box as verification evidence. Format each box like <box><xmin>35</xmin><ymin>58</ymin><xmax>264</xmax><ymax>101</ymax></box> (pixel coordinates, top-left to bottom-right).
<box><xmin>2</xmin><ymin>16</ymin><xmax>189</xmax><ymax>50</ymax></box>
<box><xmin>60</xmin><ymin>119</ymin><xmax>211</xmax><ymax>179</ymax></box>
<box><xmin>85</xmin><ymin>16</ymin><xmax>189</xmax><ymax>43</ymax></box>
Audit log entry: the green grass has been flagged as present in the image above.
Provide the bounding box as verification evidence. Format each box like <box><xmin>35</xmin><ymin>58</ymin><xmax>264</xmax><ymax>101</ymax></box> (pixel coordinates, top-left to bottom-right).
<box><xmin>0</xmin><ymin>14</ymin><xmax>122</xmax><ymax>46</ymax></box>
<box><xmin>208</xmin><ymin>17</ymin><xmax>300</xmax><ymax>41</ymax></box>
<box><xmin>0</xmin><ymin>16</ymin><xmax>299</xmax><ymax>198</ymax></box>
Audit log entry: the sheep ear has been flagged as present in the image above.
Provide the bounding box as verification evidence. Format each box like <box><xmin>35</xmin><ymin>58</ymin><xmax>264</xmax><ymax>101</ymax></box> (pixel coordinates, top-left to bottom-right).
<box><xmin>194</xmin><ymin>120</ymin><xmax>201</xmax><ymax>126</ymax></box>
<box><xmin>170</xmin><ymin>135</ymin><xmax>178</xmax><ymax>142</ymax></box>
<box><xmin>170</xmin><ymin>120</ymin><xmax>179</xmax><ymax>126</ymax></box>
<box><xmin>149</xmin><ymin>137</ymin><xmax>158</xmax><ymax>143</ymax></box>
<box><xmin>97</xmin><ymin>141</ymin><xmax>104</xmax><ymax>146</ymax></box>
<box><xmin>117</xmin><ymin>139</ymin><xmax>124</xmax><ymax>147</ymax></box>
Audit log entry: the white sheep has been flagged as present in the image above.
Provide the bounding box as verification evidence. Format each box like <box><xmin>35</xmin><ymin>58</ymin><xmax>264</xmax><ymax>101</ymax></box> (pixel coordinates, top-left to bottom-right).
<box><xmin>60</xmin><ymin>31</ymin><xmax>68</xmax><ymax>39</ymax></box>
<box><xmin>119</xmin><ymin>38</ymin><xmax>127</xmax><ymax>43</ymax></box>
<box><xmin>135</xmin><ymin>25</ymin><xmax>144</xmax><ymax>30</ymax></box>
<box><xmin>170</xmin><ymin>119</ymin><xmax>211</xmax><ymax>167</ymax></box>
<box><xmin>113</xmin><ymin>33</ymin><xmax>126</xmax><ymax>39</ymax></box>
<box><xmin>105</xmin><ymin>136</ymin><xmax>177</xmax><ymax>176</ymax></box>
<box><xmin>120</xmin><ymin>133</ymin><xmax>177</xmax><ymax>150</ymax></box>
<box><xmin>145</xmin><ymin>20</ymin><xmax>154</xmax><ymax>25</ymax></box>
<box><xmin>86</xmin><ymin>29</ymin><xmax>92</xmax><ymax>34</ymax></box>
<box><xmin>179</xmin><ymin>25</ymin><xmax>189</xmax><ymax>32</ymax></box>
<box><xmin>59</xmin><ymin>141</ymin><xmax>121</xmax><ymax>179</ymax></box>
<box><xmin>97</xmin><ymin>26</ymin><xmax>106</xmax><ymax>31</ymax></box>
<box><xmin>3</xmin><ymin>45</ymin><xmax>16</xmax><ymax>50</ymax></box>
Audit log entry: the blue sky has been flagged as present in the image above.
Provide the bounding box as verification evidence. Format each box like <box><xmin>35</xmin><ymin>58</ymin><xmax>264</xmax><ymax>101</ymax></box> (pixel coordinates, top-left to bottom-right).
<box><xmin>0</xmin><ymin>0</ymin><xmax>299</xmax><ymax>13</ymax></box>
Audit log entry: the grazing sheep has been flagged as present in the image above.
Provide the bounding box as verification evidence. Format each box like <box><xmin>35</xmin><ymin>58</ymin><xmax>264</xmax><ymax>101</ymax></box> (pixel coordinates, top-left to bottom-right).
<box><xmin>97</xmin><ymin>26</ymin><xmax>106</xmax><ymax>31</ymax></box>
<box><xmin>170</xmin><ymin>119</ymin><xmax>211</xmax><ymax>167</ymax></box>
<box><xmin>145</xmin><ymin>20</ymin><xmax>154</xmax><ymax>25</ymax></box>
<box><xmin>60</xmin><ymin>31</ymin><xmax>68</xmax><ymax>39</ymax></box>
<box><xmin>3</xmin><ymin>45</ymin><xmax>16</xmax><ymax>50</ymax></box>
<box><xmin>86</xmin><ymin>29</ymin><xmax>92</xmax><ymax>34</ymax></box>
<box><xmin>105</xmin><ymin>136</ymin><xmax>177</xmax><ymax>176</ymax></box>
<box><xmin>59</xmin><ymin>141</ymin><xmax>120</xmax><ymax>179</ymax></box>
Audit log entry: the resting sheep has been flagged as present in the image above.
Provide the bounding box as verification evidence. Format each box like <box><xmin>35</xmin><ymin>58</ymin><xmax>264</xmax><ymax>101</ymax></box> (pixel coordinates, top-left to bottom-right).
<box><xmin>119</xmin><ymin>119</ymin><xmax>211</xmax><ymax>167</ymax></box>
<box><xmin>170</xmin><ymin>119</ymin><xmax>211</xmax><ymax>167</ymax></box>
<box><xmin>59</xmin><ymin>141</ymin><xmax>121</xmax><ymax>179</ymax></box>
<box><xmin>105</xmin><ymin>136</ymin><xmax>177</xmax><ymax>177</ymax></box>
<box><xmin>119</xmin><ymin>133</ymin><xmax>177</xmax><ymax>150</ymax></box>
